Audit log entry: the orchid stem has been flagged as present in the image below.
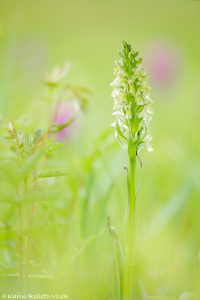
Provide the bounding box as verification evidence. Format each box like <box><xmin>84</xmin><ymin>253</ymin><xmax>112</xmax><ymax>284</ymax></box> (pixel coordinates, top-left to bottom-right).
<box><xmin>124</xmin><ymin>141</ymin><xmax>136</xmax><ymax>299</ymax></box>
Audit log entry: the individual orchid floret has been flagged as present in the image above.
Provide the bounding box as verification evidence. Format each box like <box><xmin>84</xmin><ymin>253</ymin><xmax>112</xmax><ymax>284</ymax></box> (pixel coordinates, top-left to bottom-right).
<box><xmin>111</xmin><ymin>41</ymin><xmax>153</xmax><ymax>154</ymax></box>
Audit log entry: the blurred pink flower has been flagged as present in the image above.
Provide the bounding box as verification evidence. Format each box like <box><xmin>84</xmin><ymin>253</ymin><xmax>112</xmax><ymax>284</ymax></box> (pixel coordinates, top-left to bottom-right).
<box><xmin>53</xmin><ymin>100</ymin><xmax>77</xmax><ymax>140</ymax></box>
<box><xmin>145</xmin><ymin>42</ymin><xmax>180</xmax><ymax>88</ymax></box>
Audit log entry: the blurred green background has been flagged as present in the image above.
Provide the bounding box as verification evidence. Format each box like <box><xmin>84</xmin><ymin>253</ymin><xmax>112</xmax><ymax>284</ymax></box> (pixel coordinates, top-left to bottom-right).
<box><xmin>0</xmin><ymin>0</ymin><xmax>200</xmax><ymax>299</ymax></box>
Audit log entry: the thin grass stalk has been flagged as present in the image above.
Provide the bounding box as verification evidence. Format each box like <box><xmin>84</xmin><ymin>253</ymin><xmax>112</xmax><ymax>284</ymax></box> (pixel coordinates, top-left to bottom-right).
<box><xmin>107</xmin><ymin>217</ymin><xmax>124</xmax><ymax>299</ymax></box>
<box><xmin>18</xmin><ymin>203</ymin><xmax>24</xmax><ymax>277</ymax></box>
<box><xmin>26</xmin><ymin>169</ymin><xmax>36</xmax><ymax>276</ymax></box>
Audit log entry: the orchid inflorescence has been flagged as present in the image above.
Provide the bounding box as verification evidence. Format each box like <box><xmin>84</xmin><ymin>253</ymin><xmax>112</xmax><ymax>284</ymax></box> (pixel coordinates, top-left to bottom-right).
<box><xmin>111</xmin><ymin>41</ymin><xmax>153</xmax><ymax>154</ymax></box>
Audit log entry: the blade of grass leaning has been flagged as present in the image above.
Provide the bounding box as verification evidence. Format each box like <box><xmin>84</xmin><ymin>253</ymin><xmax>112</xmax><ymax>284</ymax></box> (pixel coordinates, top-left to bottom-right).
<box><xmin>107</xmin><ymin>217</ymin><xmax>124</xmax><ymax>300</ymax></box>
<box><xmin>19</xmin><ymin>147</ymin><xmax>46</xmax><ymax>180</ymax></box>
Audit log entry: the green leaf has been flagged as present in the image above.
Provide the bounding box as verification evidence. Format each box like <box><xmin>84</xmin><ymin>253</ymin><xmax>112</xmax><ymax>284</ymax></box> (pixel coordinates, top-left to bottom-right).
<box><xmin>48</xmin><ymin>118</ymin><xmax>74</xmax><ymax>134</ymax></box>
<box><xmin>33</xmin><ymin>129</ymin><xmax>43</xmax><ymax>145</ymax></box>
<box><xmin>116</xmin><ymin>122</ymin><xmax>126</xmax><ymax>140</ymax></box>
<box><xmin>37</xmin><ymin>170</ymin><xmax>68</xmax><ymax>178</ymax></box>
<box><xmin>45</xmin><ymin>142</ymin><xmax>63</xmax><ymax>154</ymax></box>
<box><xmin>136</xmin><ymin>57</ymin><xmax>142</xmax><ymax>64</ymax></box>
<box><xmin>19</xmin><ymin>147</ymin><xmax>46</xmax><ymax>179</ymax></box>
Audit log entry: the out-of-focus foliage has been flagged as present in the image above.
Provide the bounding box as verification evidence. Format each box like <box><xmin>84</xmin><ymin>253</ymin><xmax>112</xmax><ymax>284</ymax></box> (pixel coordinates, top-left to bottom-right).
<box><xmin>0</xmin><ymin>1</ymin><xmax>200</xmax><ymax>299</ymax></box>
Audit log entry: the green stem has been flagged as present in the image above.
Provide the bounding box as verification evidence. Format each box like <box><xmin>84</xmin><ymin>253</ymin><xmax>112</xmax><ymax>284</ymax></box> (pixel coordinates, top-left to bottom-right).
<box><xmin>26</xmin><ymin>170</ymin><xmax>36</xmax><ymax>276</ymax></box>
<box><xmin>124</xmin><ymin>141</ymin><xmax>136</xmax><ymax>299</ymax></box>
<box><xmin>18</xmin><ymin>203</ymin><xmax>24</xmax><ymax>277</ymax></box>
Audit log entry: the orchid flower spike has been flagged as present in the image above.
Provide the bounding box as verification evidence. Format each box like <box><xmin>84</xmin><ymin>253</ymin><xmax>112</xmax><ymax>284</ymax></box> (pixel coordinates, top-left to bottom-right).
<box><xmin>111</xmin><ymin>41</ymin><xmax>153</xmax><ymax>154</ymax></box>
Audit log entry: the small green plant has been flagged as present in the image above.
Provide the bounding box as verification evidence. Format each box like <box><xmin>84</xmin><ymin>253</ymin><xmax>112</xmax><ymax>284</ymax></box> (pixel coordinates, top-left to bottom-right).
<box><xmin>110</xmin><ymin>41</ymin><xmax>153</xmax><ymax>299</ymax></box>
<box><xmin>1</xmin><ymin>64</ymin><xmax>89</xmax><ymax>279</ymax></box>
<box><xmin>5</xmin><ymin>122</ymin><xmax>64</xmax><ymax>277</ymax></box>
